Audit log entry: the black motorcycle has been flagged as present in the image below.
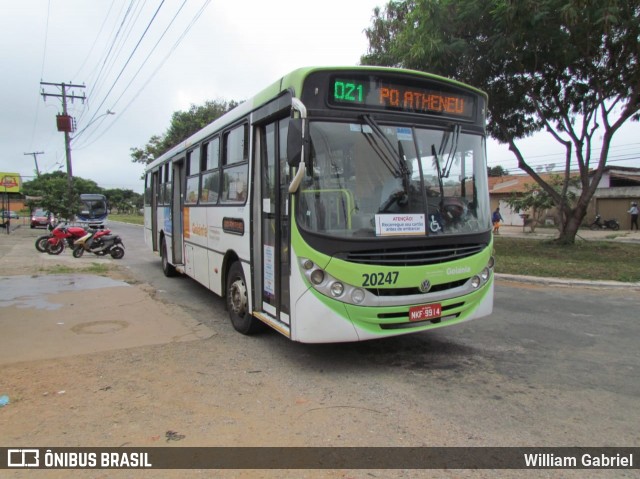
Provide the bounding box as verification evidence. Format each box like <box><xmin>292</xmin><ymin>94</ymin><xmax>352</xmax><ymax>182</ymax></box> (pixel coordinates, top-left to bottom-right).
<box><xmin>72</xmin><ymin>229</ymin><xmax>125</xmax><ymax>259</ymax></box>
<box><xmin>589</xmin><ymin>214</ymin><xmax>620</xmax><ymax>231</ymax></box>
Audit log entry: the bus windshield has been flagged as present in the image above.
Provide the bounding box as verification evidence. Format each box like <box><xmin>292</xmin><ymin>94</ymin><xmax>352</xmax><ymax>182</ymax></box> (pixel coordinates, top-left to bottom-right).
<box><xmin>297</xmin><ymin>120</ymin><xmax>490</xmax><ymax>238</ymax></box>
<box><xmin>77</xmin><ymin>194</ymin><xmax>108</xmax><ymax>226</ymax></box>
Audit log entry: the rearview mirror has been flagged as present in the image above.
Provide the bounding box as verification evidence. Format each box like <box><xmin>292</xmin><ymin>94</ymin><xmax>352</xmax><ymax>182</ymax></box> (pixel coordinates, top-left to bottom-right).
<box><xmin>287</xmin><ymin>118</ymin><xmax>309</xmax><ymax>167</ymax></box>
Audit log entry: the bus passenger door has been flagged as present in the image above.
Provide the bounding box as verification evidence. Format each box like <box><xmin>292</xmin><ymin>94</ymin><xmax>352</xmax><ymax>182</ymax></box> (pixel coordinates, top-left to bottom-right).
<box><xmin>257</xmin><ymin>119</ymin><xmax>291</xmax><ymax>324</ymax></box>
<box><xmin>172</xmin><ymin>158</ymin><xmax>185</xmax><ymax>265</ymax></box>
<box><xmin>151</xmin><ymin>171</ymin><xmax>159</xmax><ymax>251</ymax></box>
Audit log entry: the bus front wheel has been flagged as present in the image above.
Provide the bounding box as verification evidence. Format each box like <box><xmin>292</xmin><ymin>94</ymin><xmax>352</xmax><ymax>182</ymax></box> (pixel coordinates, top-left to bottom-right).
<box><xmin>226</xmin><ymin>261</ymin><xmax>263</xmax><ymax>335</ymax></box>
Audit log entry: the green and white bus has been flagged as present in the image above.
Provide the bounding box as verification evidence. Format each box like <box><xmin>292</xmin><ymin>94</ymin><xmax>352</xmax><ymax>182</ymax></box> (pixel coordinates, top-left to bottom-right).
<box><xmin>144</xmin><ymin>66</ymin><xmax>494</xmax><ymax>343</ymax></box>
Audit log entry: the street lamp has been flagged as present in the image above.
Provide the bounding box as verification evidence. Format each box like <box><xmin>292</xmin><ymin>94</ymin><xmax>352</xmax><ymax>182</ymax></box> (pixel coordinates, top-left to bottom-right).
<box><xmin>72</xmin><ymin>110</ymin><xmax>116</xmax><ymax>140</ymax></box>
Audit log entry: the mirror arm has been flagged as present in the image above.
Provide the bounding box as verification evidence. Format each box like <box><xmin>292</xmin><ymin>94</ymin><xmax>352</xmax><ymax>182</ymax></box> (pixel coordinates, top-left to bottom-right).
<box><xmin>288</xmin><ymin>164</ymin><xmax>306</xmax><ymax>193</ymax></box>
<box><xmin>288</xmin><ymin>98</ymin><xmax>308</xmax><ymax>193</ymax></box>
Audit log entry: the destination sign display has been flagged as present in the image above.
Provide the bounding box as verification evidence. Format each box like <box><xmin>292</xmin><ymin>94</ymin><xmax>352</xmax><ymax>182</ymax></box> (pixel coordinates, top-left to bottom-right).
<box><xmin>329</xmin><ymin>76</ymin><xmax>475</xmax><ymax>119</ymax></box>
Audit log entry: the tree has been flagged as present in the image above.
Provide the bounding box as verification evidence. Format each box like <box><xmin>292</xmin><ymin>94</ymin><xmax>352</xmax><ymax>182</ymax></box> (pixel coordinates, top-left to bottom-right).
<box><xmin>22</xmin><ymin>171</ymin><xmax>102</xmax><ymax>220</ymax></box>
<box><xmin>130</xmin><ymin>99</ymin><xmax>240</xmax><ymax>165</ymax></box>
<box><xmin>488</xmin><ymin>165</ymin><xmax>509</xmax><ymax>177</ymax></box>
<box><xmin>103</xmin><ymin>188</ymin><xmax>142</xmax><ymax>214</ymax></box>
<box><xmin>504</xmin><ymin>175</ymin><xmax>578</xmax><ymax>232</ymax></box>
<box><xmin>362</xmin><ymin>0</ymin><xmax>640</xmax><ymax>244</ymax></box>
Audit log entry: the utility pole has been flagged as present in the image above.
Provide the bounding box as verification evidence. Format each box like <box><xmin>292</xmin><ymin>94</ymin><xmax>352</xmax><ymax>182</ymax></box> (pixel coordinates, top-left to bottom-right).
<box><xmin>40</xmin><ymin>82</ymin><xmax>86</xmax><ymax>218</ymax></box>
<box><xmin>23</xmin><ymin>151</ymin><xmax>44</xmax><ymax>177</ymax></box>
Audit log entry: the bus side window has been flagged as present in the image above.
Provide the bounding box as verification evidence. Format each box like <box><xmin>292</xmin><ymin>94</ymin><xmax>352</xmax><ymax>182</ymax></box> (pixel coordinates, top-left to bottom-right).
<box><xmin>200</xmin><ymin>137</ymin><xmax>220</xmax><ymax>204</ymax></box>
<box><xmin>201</xmin><ymin>171</ymin><xmax>220</xmax><ymax>203</ymax></box>
<box><xmin>186</xmin><ymin>149</ymin><xmax>200</xmax><ymax>204</ymax></box>
<box><xmin>221</xmin><ymin>124</ymin><xmax>248</xmax><ymax>204</ymax></box>
<box><xmin>144</xmin><ymin>173</ymin><xmax>151</xmax><ymax>205</ymax></box>
<box><xmin>164</xmin><ymin>163</ymin><xmax>172</xmax><ymax>204</ymax></box>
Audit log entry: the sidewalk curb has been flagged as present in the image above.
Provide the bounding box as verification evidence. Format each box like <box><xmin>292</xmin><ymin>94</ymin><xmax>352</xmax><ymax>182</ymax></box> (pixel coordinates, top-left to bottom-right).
<box><xmin>496</xmin><ymin>273</ymin><xmax>640</xmax><ymax>290</ymax></box>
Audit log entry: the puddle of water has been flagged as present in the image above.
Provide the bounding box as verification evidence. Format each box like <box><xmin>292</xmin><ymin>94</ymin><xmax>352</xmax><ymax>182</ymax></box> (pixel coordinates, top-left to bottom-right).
<box><xmin>0</xmin><ymin>274</ymin><xmax>129</xmax><ymax>310</ymax></box>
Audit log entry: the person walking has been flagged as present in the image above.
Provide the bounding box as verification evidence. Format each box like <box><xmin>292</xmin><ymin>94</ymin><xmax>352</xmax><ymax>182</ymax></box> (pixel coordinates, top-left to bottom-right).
<box><xmin>628</xmin><ymin>202</ymin><xmax>639</xmax><ymax>231</ymax></box>
<box><xmin>492</xmin><ymin>207</ymin><xmax>504</xmax><ymax>234</ymax></box>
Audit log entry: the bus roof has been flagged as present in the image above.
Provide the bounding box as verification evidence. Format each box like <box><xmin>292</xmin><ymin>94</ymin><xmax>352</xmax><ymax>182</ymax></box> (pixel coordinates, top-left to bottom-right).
<box><xmin>146</xmin><ymin>66</ymin><xmax>487</xmax><ymax>171</ymax></box>
<box><xmin>79</xmin><ymin>193</ymin><xmax>107</xmax><ymax>200</ymax></box>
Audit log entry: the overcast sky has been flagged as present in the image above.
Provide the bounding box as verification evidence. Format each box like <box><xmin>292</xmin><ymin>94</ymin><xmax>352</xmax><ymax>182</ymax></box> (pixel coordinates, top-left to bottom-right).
<box><xmin>1</xmin><ymin>1</ymin><xmax>638</xmax><ymax>194</ymax></box>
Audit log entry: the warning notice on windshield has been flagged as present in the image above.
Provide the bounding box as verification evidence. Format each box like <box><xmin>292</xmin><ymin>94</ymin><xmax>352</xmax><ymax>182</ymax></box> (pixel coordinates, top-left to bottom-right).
<box><xmin>375</xmin><ymin>214</ymin><xmax>426</xmax><ymax>236</ymax></box>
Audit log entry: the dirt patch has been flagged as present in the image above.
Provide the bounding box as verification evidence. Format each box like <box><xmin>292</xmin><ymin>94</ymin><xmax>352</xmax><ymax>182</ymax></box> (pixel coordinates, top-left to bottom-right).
<box><xmin>0</xmin><ymin>273</ymin><xmax>211</xmax><ymax>364</ymax></box>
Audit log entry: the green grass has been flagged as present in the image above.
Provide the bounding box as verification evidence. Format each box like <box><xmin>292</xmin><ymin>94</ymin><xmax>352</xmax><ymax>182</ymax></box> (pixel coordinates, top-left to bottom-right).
<box><xmin>494</xmin><ymin>237</ymin><xmax>640</xmax><ymax>282</ymax></box>
<box><xmin>109</xmin><ymin>213</ymin><xmax>144</xmax><ymax>225</ymax></box>
<box><xmin>38</xmin><ymin>263</ymin><xmax>113</xmax><ymax>275</ymax></box>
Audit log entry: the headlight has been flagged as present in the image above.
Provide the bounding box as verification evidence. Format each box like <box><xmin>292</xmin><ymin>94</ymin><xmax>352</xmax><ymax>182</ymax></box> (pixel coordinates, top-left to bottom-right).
<box><xmin>330</xmin><ymin>282</ymin><xmax>344</xmax><ymax>297</ymax></box>
<box><xmin>480</xmin><ymin>268</ymin><xmax>490</xmax><ymax>280</ymax></box>
<box><xmin>300</xmin><ymin>258</ymin><xmax>370</xmax><ymax>305</ymax></box>
<box><xmin>310</xmin><ymin>269</ymin><xmax>324</xmax><ymax>285</ymax></box>
<box><xmin>351</xmin><ymin>288</ymin><xmax>365</xmax><ymax>304</ymax></box>
<box><xmin>471</xmin><ymin>276</ymin><xmax>481</xmax><ymax>288</ymax></box>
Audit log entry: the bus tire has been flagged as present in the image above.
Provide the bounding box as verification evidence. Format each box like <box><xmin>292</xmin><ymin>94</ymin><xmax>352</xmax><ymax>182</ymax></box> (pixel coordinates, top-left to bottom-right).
<box><xmin>226</xmin><ymin>261</ymin><xmax>263</xmax><ymax>335</ymax></box>
<box><xmin>161</xmin><ymin>237</ymin><xmax>177</xmax><ymax>277</ymax></box>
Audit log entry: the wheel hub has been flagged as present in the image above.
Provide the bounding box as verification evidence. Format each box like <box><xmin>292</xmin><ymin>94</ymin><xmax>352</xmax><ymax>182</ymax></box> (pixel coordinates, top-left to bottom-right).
<box><xmin>229</xmin><ymin>279</ymin><xmax>247</xmax><ymax>315</ymax></box>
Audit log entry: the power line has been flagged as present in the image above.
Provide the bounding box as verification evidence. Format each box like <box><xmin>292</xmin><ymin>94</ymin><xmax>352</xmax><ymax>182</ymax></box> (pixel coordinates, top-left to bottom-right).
<box><xmin>74</xmin><ymin>1</ymin><xmax>189</xmax><ymax>149</ymax></box>
<box><xmin>74</xmin><ymin>1</ymin><xmax>211</xmax><ymax>150</ymax></box>
<box><xmin>111</xmin><ymin>0</ymin><xmax>187</xmax><ymax>110</ymax></box>
<box><xmin>82</xmin><ymin>0</ymin><xmax>166</xmax><ymax>135</ymax></box>
<box><xmin>81</xmin><ymin>0</ymin><xmax>130</xmax><ymax>99</ymax></box>
<box><xmin>86</xmin><ymin>0</ymin><xmax>138</xmax><ymax>107</ymax></box>
<box><xmin>88</xmin><ymin>0</ymin><xmax>148</xmax><ymax>109</ymax></box>
<box><xmin>71</xmin><ymin>0</ymin><xmax>118</xmax><ymax>83</ymax></box>
<box><xmin>29</xmin><ymin>0</ymin><xmax>53</xmax><ymax>151</ymax></box>
<box><xmin>40</xmin><ymin>0</ymin><xmax>52</xmax><ymax>79</ymax></box>
<box><xmin>489</xmin><ymin>142</ymin><xmax>640</xmax><ymax>169</ymax></box>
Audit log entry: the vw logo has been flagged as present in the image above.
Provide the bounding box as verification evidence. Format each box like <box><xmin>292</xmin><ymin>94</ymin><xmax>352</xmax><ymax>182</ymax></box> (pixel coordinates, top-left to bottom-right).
<box><xmin>419</xmin><ymin>279</ymin><xmax>431</xmax><ymax>293</ymax></box>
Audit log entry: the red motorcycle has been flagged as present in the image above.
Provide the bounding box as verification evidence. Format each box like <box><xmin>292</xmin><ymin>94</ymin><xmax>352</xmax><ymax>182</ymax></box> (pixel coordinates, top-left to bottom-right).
<box><xmin>45</xmin><ymin>224</ymin><xmax>90</xmax><ymax>255</ymax></box>
<box><xmin>35</xmin><ymin>222</ymin><xmax>57</xmax><ymax>253</ymax></box>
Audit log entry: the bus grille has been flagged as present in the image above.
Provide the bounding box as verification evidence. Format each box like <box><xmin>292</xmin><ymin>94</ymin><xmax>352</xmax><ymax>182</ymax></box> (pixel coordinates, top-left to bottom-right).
<box><xmin>366</xmin><ymin>278</ymin><xmax>468</xmax><ymax>297</ymax></box>
<box><xmin>338</xmin><ymin>243</ymin><xmax>486</xmax><ymax>267</ymax></box>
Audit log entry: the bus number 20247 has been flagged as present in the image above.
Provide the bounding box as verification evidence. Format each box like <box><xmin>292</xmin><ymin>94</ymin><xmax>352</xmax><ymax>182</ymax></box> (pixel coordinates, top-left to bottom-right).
<box><xmin>362</xmin><ymin>271</ymin><xmax>399</xmax><ymax>287</ymax></box>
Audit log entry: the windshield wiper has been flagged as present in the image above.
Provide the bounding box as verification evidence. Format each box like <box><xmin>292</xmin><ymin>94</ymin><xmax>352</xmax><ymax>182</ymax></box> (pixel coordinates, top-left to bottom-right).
<box><xmin>361</xmin><ymin>130</ymin><xmax>397</xmax><ymax>177</ymax></box>
<box><xmin>431</xmin><ymin>123</ymin><xmax>462</xmax><ymax>196</ymax></box>
<box><xmin>438</xmin><ymin>123</ymin><xmax>461</xmax><ymax>179</ymax></box>
<box><xmin>361</xmin><ymin>115</ymin><xmax>415</xmax><ymax>213</ymax></box>
<box><xmin>362</xmin><ymin>115</ymin><xmax>409</xmax><ymax>179</ymax></box>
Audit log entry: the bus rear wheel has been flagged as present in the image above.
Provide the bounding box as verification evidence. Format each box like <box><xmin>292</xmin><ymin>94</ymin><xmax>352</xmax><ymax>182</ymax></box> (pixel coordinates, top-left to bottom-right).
<box><xmin>226</xmin><ymin>261</ymin><xmax>263</xmax><ymax>335</ymax></box>
<box><xmin>161</xmin><ymin>237</ymin><xmax>177</xmax><ymax>277</ymax></box>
